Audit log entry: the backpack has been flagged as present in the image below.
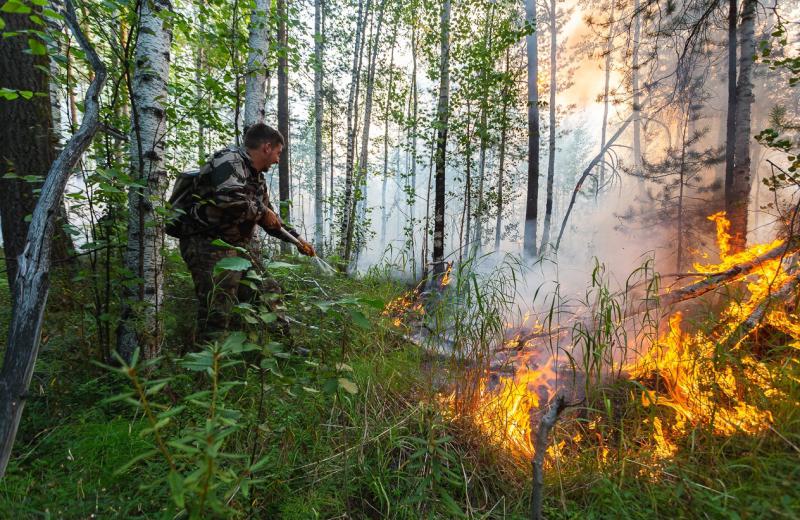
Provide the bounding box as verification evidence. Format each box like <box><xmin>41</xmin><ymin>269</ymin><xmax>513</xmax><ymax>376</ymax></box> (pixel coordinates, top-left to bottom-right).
<box><xmin>164</xmin><ymin>166</ymin><xmax>204</xmax><ymax>238</ymax></box>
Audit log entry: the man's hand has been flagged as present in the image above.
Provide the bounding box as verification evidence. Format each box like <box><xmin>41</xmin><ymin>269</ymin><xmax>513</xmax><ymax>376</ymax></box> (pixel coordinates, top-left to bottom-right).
<box><xmin>262</xmin><ymin>208</ymin><xmax>282</xmax><ymax>231</ymax></box>
<box><xmin>296</xmin><ymin>238</ymin><xmax>315</xmax><ymax>257</ymax></box>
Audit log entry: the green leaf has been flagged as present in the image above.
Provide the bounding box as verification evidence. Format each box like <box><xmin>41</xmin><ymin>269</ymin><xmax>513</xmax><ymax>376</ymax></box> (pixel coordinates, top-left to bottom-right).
<box><xmin>0</xmin><ymin>88</ymin><xmax>19</xmax><ymax>100</ymax></box>
<box><xmin>358</xmin><ymin>297</ymin><xmax>385</xmax><ymax>310</ymax></box>
<box><xmin>28</xmin><ymin>38</ymin><xmax>47</xmax><ymax>56</ymax></box>
<box><xmin>114</xmin><ymin>449</ymin><xmax>158</xmax><ymax>475</ymax></box>
<box><xmin>213</xmin><ymin>256</ymin><xmax>252</xmax><ymax>273</ymax></box>
<box><xmin>168</xmin><ymin>471</ymin><xmax>185</xmax><ymax>509</ymax></box>
<box><xmin>338</xmin><ymin>378</ymin><xmax>358</xmax><ymax>395</ymax></box>
<box><xmin>210</xmin><ymin>238</ymin><xmax>248</xmax><ymax>253</ymax></box>
<box><xmin>1</xmin><ymin>1</ymin><xmax>31</xmax><ymax>14</ymax></box>
<box><xmin>348</xmin><ymin>309</ymin><xmax>370</xmax><ymax>330</ymax></box>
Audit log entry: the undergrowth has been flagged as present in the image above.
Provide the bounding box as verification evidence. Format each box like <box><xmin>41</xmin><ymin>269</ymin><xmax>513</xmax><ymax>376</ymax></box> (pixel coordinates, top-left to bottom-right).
<box><xmin>0</xmin><ymin>252</ymin><xmax>799</xmax><ymax>518</ymax></box>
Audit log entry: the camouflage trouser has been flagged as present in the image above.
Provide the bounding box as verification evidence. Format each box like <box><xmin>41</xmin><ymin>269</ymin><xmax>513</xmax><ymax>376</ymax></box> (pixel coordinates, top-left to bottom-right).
<box><xmin>179</xmin><ymin>235</ymin><xmax>284</xmax><ymax>340</ymax></box>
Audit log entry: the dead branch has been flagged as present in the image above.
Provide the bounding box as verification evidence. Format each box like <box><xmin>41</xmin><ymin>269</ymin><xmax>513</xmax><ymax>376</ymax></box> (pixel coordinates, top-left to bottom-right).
<box><xmin>554</xmin><ymin>114</ymin><xmax>634</xmax><ymax>252</ymax></box>
<box><xmin>530</xmin><ymin>394</ymin><xmax>568</xmax><ymax>520</ymax></box>
<box><xmin>656</xmin><ymin>238</ymin><xmax>800</xmax><ymax>309</ymax></box>
<box><xmin>718</xmin><ymin>268</ymin><xmax>800</xmax><ymax>351</ymax></box>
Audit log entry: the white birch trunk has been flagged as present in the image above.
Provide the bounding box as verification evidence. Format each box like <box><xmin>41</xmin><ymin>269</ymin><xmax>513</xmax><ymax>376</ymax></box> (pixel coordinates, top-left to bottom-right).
<box><xmin>348</xmin><ymin>0</ymin><xmax>386</xmax><ymax>264</ymax></box>
<box><xmin>118</xmin><ymin>0</ymin><xmax>173</xmax><ymax>361</ymax></box>
<box><xmin>432</xmin><ymin>0</ymin><xmax>450</xmax><ymax>278</ymax></box>
<box><xmin>244</xmin><ymin>0</ymin><xmax>270</xmax><ymax>127</ymax></box>
<box><xmin>313</xmin><ymin>0</ymin><xmax>324</xmax><ymax>248</ymax></box>
<box><xmin>539</xmin><ymin>0</ymin><xmax>557</xmax><ymax>250</ymax></box>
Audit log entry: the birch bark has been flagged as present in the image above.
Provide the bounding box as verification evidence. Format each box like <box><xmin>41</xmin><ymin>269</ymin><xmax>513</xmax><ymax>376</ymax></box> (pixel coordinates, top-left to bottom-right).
<box><xmin>244</xmin><ymin>0</ymin><xmax>270</xmax><ymax>126</ymax></box>
<box><xmin>314</xmin><ymin>0</ymin><xmax>324</xmax><ymax>248</ymax></box>
<box><xmin>539</xmin><ymin>0</ymin><xmax>558</xmax><ymax>250</ymax></box>
<box><xmin>118</xmin><ymin>0</ymin><xmax>173</xmax><ymax>361</ymax></box>
<box><xmin>432</xmin><ymin>0</ymin><xmax>451</xmax><ymax>278</ymax></box>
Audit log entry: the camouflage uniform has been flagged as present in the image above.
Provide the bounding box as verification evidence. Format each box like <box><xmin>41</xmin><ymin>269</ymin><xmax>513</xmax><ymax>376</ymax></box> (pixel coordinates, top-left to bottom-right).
<box><xmin>176</xmin><ymin>147</ymin><xmax>297</xmax><ymax>338</ymax></box>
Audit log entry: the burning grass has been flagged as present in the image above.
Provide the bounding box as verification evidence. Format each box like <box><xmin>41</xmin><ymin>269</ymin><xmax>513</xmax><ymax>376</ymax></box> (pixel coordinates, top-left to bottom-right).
<box><xmin>387</xmin><ymin>213</ymin><xmax>800</xmax><ymax>473</ymax></box>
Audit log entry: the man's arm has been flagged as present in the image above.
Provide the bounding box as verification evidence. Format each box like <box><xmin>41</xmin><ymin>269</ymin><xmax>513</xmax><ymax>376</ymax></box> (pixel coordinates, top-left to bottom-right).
<box><xmin>259</xmin><ymin>205</ymin><xmax>315</xmax><ymax>256</ymax></box>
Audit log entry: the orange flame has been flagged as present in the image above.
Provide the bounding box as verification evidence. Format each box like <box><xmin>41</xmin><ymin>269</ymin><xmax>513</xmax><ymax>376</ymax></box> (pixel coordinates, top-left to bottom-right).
<box><xmin>438</xmin><ymin>212</ymin><xmax>796</xmax><ymax>462</ymax></box>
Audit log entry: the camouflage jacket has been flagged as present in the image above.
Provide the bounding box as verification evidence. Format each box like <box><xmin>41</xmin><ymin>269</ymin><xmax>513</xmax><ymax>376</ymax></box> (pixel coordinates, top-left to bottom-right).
<box><xmin>183</xmin><ymin>147</ymin><xmax>298</xmax><ymax>246</ymax></box>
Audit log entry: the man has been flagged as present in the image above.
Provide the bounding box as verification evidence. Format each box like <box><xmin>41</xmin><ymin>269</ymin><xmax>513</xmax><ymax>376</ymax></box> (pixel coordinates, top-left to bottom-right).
<box><xmin>172</xmin><ymin>123</ymin><xmax>314</xmax><ymax>339</ymax></box>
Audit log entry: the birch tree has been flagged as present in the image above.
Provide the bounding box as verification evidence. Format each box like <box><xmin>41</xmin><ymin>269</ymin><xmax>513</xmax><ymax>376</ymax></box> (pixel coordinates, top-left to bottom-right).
<box><xmin>313</xmin><ymin>0</ymin><xmax>324</xmax><ymax>248</ymax></box>
<box><xmin>277</xmin><ymin>0</ymin><xmax>291</xmax><ymax>237</ymax></box>
<box><xmin>244</xmin><ymin>0</ymin><xmax>270</xmax><ymax>127</ymax></box>
<box><xmin>339</xmin><ymin>0</ymin><xmax>369</xmax><ymax>255</ymax></box>
<box><xmin>346</xmin><ymin>0</ymin><xmax>388</xmax><ymax>265</ymax></box>
<box><xmin>118</xmin><ymin>0</ymin><xmax>173</xmax><ymax>362</ymax></box>
<box><xmin>432</xmin><ymin>0</ymin><xmax>451</xmax><ymax>278</ymax></box>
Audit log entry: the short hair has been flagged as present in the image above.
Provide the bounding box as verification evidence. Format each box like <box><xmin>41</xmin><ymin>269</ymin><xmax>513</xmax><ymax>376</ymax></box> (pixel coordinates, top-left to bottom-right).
<box><xmin>244</xmin><ymin>123</ymin><xmax>285</xmax><ymax>149</ymax></box>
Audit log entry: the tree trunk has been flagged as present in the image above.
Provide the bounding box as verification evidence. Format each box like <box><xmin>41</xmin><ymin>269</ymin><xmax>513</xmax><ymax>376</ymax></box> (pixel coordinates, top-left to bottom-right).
<box><xmin>676</xmin><ymin>107</ymin><xmax>690</xmax><ymax>272</ymax></box>
<box><xmin>314</xmin><ymin>0</ymin><xmax>325</xmax><ymax>248</ymax></box>
<box><xmin>380</xmin><ymin>13</ymin><xmax>398</xmax><ymax>244</ymax></box>
<box><xmin>461</xmin><ymin>98</ymin><xmax>473</xmax><ymax>262</ymax></box>
<box><xmin>409</xmin><ymin>21</ymin><xmax>419</xmax><ymax>276</ymax></box>
<box><xmin>339</xmin><ymin>0</ymin><xmax>370</xmax><ymax>254</ymax></box>
<box><xmin>727</xmin><ymin>0</ymin><xmax>756</xmax><ymax>253</ymax></box>
<box><xmin>556</xmin><ymin>115</ymin><xmax>633</xmax><ymax>251</ymax></box>
<box><xmin>244</xmin><ymin>0</ymin><xmax>270</xmax><ymax>127</ymax></box>
<box><xmin>118</xmin><ymin>0</ymin><xmax>173</xmax><ymax>362</ymax></box>
<box><xmin>346</xmin><ymin>0</ymin><xmax>387</xmax><ymax>266</ymax></box>
<box><xmin>277</xmin><ymin>0</ymin><xmax>291</xmax><ymax>248</ymax></box>
<box><xmin>597</xmin><ymin>0</ymin><xmax>615</xmax><ymax>194</ymax></box>
<box><xmin>195</xmin><ymin>42</ymin><xmax>206</xmax><ymax>162</ymax></box>
<box><xmin>0</xmin><ymin>0</ymin><xmax>106</xmax><ymax>478</ymax></box>
<box><xmin>0</xmin><ymin>5</ymin><xmax>70</xmax><ymax>291</ymax></box>
<box><xmin>723</xmin><ymin>0</ymin><xmax>737</xmax><ymax>211</ymax></box>
<box><xmin>632</xmin><ymin>0</ymin><xmax>643</xmax><ymax>176</ymax></box>
<box><xmin>494</xmin><ymin>49</ymin><xmax>510</xmax><ymax>253</ymax></box>
<box><xmin>539</xmin><ymin>0</ymin><xmax>558</xmax><ymax>251</ymax></box>
<box><xmin>328</xmin><ymin>88</ymin><xmax>335</xmax><ymax>251</ymax></box>
<box><xmin>432</xmin><ymin>0</ymin><xmax>451</xmax><ymax>279</ymax></box>
<box><xmin>523</xmin><ymin>0</ymin><xmax>540</xmax><ymax>258</ymax></box>
<box><xmin>471</xmin><ymin>4</ymin><xmax>495</xmax><ymax>259</ymax></box>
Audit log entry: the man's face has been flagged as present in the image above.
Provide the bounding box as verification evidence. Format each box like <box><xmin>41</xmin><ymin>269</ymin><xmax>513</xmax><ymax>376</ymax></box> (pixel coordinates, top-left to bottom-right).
<box><xmin>265</xmin><ymin>143</ymin><xmax>283</xmax><ymax>166</ymax></box>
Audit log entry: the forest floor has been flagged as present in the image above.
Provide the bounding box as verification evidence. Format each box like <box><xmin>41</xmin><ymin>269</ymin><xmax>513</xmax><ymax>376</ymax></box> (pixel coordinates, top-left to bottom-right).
<box><xmin>0</xmin><ymin>250</ymin><xmax>799</xmax><ymax>519</ymax></box>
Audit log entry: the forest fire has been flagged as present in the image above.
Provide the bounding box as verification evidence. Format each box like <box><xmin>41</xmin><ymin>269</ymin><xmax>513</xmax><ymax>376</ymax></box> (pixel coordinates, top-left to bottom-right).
<box><xmin>435</xmin><ymin>212</ymin><xmax>799</xmax><ymax>460</ymax></box>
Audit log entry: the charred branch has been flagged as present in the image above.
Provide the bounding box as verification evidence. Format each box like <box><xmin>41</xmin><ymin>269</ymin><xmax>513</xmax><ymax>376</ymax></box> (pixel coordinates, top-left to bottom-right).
<box><xmin>657</xmin><ymin>238</ymin><xmax>800</xmax><ymax>309</ymax></box>
<box><xmin>530</xmin><ymin>394</ymin><xmax>568</xmax><ymax>520</ymax></box>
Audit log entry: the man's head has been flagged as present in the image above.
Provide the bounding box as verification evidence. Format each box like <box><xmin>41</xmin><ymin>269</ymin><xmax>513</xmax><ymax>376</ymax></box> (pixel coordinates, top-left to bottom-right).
<box><xmin>244</xmin><ymin>123</ymin><xmax>285</xmax><ymax>172</ymax></box>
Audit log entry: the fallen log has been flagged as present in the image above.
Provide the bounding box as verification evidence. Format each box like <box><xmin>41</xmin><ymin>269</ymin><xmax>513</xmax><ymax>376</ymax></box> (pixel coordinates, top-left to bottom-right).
<box><xmin>657</xmin><ymin>239</ymin><xmax>800</xmax><ymax>308</ymax></box>
<box><xmin>717</xmin><ymin>268</ymin><xmax>800</xmax><ymax>351</ymax></box>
